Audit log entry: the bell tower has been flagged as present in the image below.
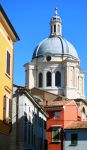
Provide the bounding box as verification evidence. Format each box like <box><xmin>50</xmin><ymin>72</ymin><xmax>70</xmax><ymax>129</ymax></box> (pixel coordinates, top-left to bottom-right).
<box><xmin>50</xmin><ymin>8</ymin><xmax>62</xmax><ymax>37</ymax></box>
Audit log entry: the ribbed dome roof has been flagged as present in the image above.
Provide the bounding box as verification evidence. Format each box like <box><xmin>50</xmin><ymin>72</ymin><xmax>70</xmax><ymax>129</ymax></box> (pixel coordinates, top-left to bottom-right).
<box><xmin>32</xmin><ymin>37</ymin><xmax>79</xmax><ymax>59</ymax></box>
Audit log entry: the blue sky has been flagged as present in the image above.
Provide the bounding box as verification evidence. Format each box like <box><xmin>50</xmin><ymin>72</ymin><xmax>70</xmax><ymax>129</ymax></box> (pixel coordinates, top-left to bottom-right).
<box><xmin>1</xmin><ymin>0</ymin><xmax>87</xmax><ymax>98</ymax></box>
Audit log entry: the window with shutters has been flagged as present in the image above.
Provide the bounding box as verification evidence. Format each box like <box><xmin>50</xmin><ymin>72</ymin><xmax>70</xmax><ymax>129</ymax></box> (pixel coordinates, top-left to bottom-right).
<box><xmin>6</xmin><ymin>96</ymin><xmax>9</xmax><ymax>118</ymax></box>
<box><xmin>6</xmin><ymin>50</ymin><xmax>11</xmax><ymax>76</ymax></box>
<box><xmin>71</xmin><ymin>134</ymin><xmax>78</xmax><ymax>145</ymax></box>
<box><xmin>52</xmin><ymin>127</ymin><xmax>61</xmax><ymax>142</ymax></box>
<box><xmin>3</xmin><ymin>95</ymin><xmax>12</xmax><ymax>123</ymax></box>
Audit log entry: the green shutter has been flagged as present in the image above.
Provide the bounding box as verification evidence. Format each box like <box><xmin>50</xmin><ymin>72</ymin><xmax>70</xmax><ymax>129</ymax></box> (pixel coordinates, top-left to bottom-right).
<box><xmin>52</xmin><ymin>127</ymin><xmax>60</xmax><ymax>142</ymax></box>
<box><xmin>71</xmin><ymin>134</ymin><xmax>77</xmax><ymax>145</ymax></box>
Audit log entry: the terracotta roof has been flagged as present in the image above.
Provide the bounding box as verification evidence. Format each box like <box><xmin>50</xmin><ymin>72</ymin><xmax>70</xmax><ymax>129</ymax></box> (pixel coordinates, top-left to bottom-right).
<box><xmin>65</xmin><ymin>121</ymin><xmax>87</xmax><ymax>129</ymax></box>
<box><xmin>44</xmin><ymin>99</ymin><xmax>72</xmax><ymax>107</ymax></box>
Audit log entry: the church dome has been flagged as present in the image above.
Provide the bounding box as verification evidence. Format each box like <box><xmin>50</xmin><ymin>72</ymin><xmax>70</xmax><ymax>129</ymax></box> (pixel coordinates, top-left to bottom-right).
<box><xmin>32</xmin><ymin>8</ymin><xmax>79</xmax><ymax>60</ymax></box>
<box><xmin>32</xmin><ymin>37</ymin><xmax>79</xmax><ymax>59</ymax></box>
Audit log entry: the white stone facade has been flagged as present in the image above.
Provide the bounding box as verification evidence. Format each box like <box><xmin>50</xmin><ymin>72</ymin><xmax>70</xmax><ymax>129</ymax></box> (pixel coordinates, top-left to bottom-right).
<box><xmin>25</xmin><ymin>54</ymin><xmax>84</xmax><ymax>99</ymax></box>
<box><xmin>10</xmin><ymin>85</ymin><xmax>47</xmax><ymax>150</ymax></box>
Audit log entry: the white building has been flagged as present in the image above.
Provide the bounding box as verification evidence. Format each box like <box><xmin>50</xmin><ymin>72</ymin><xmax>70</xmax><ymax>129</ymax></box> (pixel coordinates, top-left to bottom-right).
<box><xmin>24</xmin><ymin>8</ymin><xmax>85</xmax><ymax>99</ymax></box>
<box><xmin>10</xmin><ymin>85</ymin><xmax>48</xmax><ymax>150</ymax></box>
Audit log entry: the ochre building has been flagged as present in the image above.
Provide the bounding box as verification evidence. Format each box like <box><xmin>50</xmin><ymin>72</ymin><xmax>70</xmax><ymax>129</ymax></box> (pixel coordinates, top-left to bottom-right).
<box><xmin>0</xmin><ymin>5</ymin><xmax>19</xmax><ymax>149</ymax></box>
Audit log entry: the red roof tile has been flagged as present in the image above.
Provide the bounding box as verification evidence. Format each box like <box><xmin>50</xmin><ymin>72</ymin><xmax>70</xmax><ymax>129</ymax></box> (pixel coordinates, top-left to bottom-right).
<box><xmin>65</xmin><ymin>121</ymin><xmax>87</xmax><ymax>129</ymax></box>
<box><xmin>44</xmin><ymin>99</ymin><xmax>72</xmax><ymax>107</ymax></box>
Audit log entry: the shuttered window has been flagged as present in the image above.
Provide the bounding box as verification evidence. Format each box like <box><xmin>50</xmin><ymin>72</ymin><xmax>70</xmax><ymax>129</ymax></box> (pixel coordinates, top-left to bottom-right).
<box><xmin>52</xmin><ymin>127</ymin><xmax>61</xmax><ymax>142</ymax></box>
<box><xmin>71</xmin><ymin>134</ymin><xmax>78</xmax><ymax>145</ymax></box>
<box><xmin>3</xmin><ymin>95</ymin><xmax>12</xmax><ymax>121</ymax></box>
<box><xmin>6</xmin><ymin>96</ymin><xmax>9</xmax><ymax>118</ymax></box>
<box><xmin>6</xmin><ymin>51</ymin><xmax>11</xmax><ymax>76</ymax></box>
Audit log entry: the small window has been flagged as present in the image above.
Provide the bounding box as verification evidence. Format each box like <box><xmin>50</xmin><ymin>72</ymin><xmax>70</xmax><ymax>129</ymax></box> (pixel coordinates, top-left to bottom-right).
<box><xmin>52</xmin><ymin>127</ymin><xmax>61</xmax><ymax>142</ymax></box>
<box><xmin>46</xmin><ymin>56</ymin><xmax>51</xmax><ymax>61</ymax></box>
<box><xmin>38</xmin><ymin>73</ymin><xmax>43</xmax><ymax>87</ymax></box>
<box><xmin>71</xmin><ymin>134</ymin><xmax>77</xmax><ymax>145</ymax></box>
<box><xmin>54</xmin><ymin>24</ymin><xmax>56</xmax><ymax>33</ymax></box>
<box><xmin>46</xmin><ymin>71</ymin><xmax>51</xmax><ymax>87</ymax></box>
<box><xmin>54</xmin><ymin>112</ymin><xmax>60</xmax><ymax>119</ymax></box>
<box><xmin>6</xmin><ymin>51</ymin><xmax>11</xmax><ymax>76</ymax></box>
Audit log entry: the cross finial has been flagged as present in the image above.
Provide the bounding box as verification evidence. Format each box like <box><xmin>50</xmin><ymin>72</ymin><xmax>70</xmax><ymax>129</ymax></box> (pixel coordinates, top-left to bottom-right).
<box><xmin>54</xmin><ymin>7</ymin><xmax>58</xmax><ymax>16</ymax></box>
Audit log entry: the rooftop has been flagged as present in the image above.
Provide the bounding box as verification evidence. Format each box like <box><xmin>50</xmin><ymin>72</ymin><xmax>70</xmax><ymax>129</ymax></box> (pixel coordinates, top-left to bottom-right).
<box><xmin>65</xmin><ymin>121</ymin><xmax>87</xmax><ymax>129</ymax></box>
<box><xmin>44</xmin><ymin>99</ymin><xmax>70</xmax><ymax>107</ymax></box>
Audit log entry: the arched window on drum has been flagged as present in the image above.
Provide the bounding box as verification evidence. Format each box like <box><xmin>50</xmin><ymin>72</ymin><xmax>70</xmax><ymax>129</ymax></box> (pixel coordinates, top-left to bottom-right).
<box><xmin>55</xmin><ymin>71</ymin><xmax>61</xmax><ymax>87</ymax></box>
<box><xmin>46</xmin><ymin>71</ymin><xmax>52</xmax><ymax>87</ymax></box>
<box><xmin>38</xmin><ymin>73</ymin><xmax>43</xmax><ymax>87</ymax></box>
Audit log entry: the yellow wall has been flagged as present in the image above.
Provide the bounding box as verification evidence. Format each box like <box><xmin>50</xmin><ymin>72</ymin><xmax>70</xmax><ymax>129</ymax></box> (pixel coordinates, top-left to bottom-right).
<box><xmin>0</xmin><ymin>22</ymin><xmax>14</xmax><ymax>120</ymax></box>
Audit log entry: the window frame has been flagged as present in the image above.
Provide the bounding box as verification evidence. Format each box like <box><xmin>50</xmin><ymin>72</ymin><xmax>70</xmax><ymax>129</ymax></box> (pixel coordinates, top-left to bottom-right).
<box><xmin>6</xmin><ymin>50</ymin><xmax>11</xmax><ymax>77</ymax></box>
<box><xmin>71</xmin><ymin>133</ymin><xmax>78</xmax><ymax>145</ymax></box>
<box><xmin>3</xmin><ymin>94</ymin><xmax>11</xmax><ymax>122</ymax></box>
<box><xmin>54</xmin><ymin>112</ymin><xmax>60</xmax><ymax>119</ymax></box>
<box><xmin>5</xmin><ymin>96</ymin><xmax>10</xmax><ymax>118</ymax></box>
<box><xmin>52</xmin><ymin>126</ymin><xmax>61</xmax><ymax>143</ymax></box>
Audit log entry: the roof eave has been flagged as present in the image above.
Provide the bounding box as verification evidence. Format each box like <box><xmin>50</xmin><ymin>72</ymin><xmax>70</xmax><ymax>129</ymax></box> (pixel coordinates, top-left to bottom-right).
<box><xmin>0</xmin><ymin>4</ymin><xmax>20</xmax><ymax>41</ymax></box>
